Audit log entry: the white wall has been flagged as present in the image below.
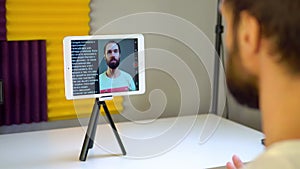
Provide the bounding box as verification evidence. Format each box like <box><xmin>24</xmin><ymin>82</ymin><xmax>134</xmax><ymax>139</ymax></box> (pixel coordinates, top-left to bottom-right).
<box><xmin>90</xmin><ymin>0</ymin><xmax>262</xmax><ymax>130</ymax></box>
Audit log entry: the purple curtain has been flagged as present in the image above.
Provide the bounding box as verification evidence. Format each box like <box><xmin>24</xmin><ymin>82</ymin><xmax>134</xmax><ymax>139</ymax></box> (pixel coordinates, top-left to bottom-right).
<box><xmin>0</xmin><ymin>0</ymin><xmax>6</xmax><ymax>40</ymax></box>
<box><xmin>0</xmin><ymin>40</ymin><xmax>47</xmax><ymax>125</ymax></box>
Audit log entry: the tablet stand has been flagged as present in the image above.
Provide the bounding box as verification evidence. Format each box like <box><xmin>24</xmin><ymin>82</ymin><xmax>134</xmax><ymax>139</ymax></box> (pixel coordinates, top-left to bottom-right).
<box><xmin>79</xmin><ymin>97</ymin><xmax>126</xmax><ymax>161</ymax></box>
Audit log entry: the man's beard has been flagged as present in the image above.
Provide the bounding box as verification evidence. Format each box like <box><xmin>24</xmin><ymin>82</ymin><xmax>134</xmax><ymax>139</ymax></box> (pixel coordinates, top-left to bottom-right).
<box><xmin>226</xmin><ymin>41</ymin><xmax>260</xmax><ymax>109</ymax></box>
<box><xmin>107</xmin><ymin>58</ymin><xmax>120</xmax><ymax>69</ymax></box>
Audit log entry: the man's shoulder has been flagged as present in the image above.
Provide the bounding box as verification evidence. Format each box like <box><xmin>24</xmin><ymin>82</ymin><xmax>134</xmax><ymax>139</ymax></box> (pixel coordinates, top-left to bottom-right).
<box><xmin>99</xmin><ymin>71</ymin><xmax>106</xmax><ymax>77</ymax></box>
<box><xmin>120</xmin><ymin>70</ymin><xmax>132</xmax><ymax>78</ymax></box>
<box><xmin>99</xmin><ymin>72</ymin><xmax>108</xmax><ymax>80</ymax></box>
<box><xmin>245</xmin><ymin>140</ymin><xmax>300</xmax><ymax>169</ymax></box>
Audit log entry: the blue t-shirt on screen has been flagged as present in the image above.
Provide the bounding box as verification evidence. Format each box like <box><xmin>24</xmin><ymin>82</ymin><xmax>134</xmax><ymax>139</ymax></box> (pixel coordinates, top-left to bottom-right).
<box><xmin>99</xmin><ymin>70</ymin><xmax>136</xmax><ymax>93</ymax></box>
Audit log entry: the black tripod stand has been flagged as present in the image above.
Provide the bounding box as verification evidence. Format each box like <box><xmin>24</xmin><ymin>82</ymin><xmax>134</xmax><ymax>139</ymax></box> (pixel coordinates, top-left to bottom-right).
<box><xmin>211</xmin><ymin>0</ymin><xmax>224</xmax><ymax>115</ymax></box>
<box><xmin>79</xmin><ymin>97</ymin><xmax>126</xmax><ymax>161</ymax></box>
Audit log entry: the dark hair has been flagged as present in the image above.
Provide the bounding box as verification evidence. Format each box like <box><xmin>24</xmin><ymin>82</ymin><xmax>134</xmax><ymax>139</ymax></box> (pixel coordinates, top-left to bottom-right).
<box><xmin>104</xmin><ymin>40</ymin><xmax>121</xmax><ymax>54</ymax></box>
<box><xmin>224</xmin><ymin>0</ymin><xmax>300</xmax><ymax>73</ymax></box>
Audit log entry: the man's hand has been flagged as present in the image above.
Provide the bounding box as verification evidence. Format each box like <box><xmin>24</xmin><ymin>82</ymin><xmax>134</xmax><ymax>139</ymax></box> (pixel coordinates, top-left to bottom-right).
<box><xmin>226</xmin><ymin>155</ymin><xmax>244</xmax><ymax>169</ymax></box>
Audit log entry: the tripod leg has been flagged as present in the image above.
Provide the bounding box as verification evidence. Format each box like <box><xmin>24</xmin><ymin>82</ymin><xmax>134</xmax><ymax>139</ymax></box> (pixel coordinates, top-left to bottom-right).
<box><xmin>101</xmin><ymin>101</ymin><xmax>127</xmax><ymax>155</ymax></box>
<box><xmin>79</xmin><ymin>99</ymin><xmax>100</xmax><ymax>161</ymax></box>
<box><xmin>88</xmin><ymin>105</ymin><xmax>100</xmax><ymax>149</ymax></box>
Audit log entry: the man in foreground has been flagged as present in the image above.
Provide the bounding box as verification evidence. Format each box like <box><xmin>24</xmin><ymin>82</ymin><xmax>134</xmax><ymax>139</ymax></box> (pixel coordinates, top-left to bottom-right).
<box><xmin>220</xmin><ymin>0</ymin><xmax>300</xmax><ymax>168</ymax></box>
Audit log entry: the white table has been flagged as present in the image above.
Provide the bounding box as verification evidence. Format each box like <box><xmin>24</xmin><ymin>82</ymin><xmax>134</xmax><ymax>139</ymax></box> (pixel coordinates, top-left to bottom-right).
<box><xmin>0</xmin><ymin>114</ymin><xmax>265</xmax><ymax>169</ymax></box>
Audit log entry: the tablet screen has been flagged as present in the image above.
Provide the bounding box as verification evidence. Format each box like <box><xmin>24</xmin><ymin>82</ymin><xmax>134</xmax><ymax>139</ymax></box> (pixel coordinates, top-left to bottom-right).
<box><xmin>63</xmin><ymin>34</ymin><xmax>145</xmax><ymax>100</ymax></box>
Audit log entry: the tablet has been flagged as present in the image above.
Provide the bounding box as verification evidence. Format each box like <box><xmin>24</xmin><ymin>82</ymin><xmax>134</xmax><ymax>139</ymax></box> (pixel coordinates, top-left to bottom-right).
<box><xmin>63</xmin><ymin>34</ymin><xmax>145</xmax><ymax>100</ymax></box>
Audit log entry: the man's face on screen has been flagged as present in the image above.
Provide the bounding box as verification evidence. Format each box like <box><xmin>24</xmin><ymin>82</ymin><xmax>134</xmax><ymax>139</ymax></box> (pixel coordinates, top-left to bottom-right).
<box><xmin>105</xmin><ymin>42</ymin><xmax>120</xmax><ymax>69</ymax></box>
<box><xmin>221</xmin><ymin>3</ymin><xmax>260</xmax><ymax>109</ymax></box>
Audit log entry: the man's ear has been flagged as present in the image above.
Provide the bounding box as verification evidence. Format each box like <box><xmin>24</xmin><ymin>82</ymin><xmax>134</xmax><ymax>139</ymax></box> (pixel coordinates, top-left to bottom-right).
<box><xmin>238</xmin><ymin>11</ymin><xmax>261</xmax><ymax>75</ymax></box>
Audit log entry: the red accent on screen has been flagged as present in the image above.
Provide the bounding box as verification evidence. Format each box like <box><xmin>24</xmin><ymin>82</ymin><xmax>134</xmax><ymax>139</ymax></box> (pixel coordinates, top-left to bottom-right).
<box><xmin>100</xmin><ymin>86</ymin><xmax>129</xmax><ymax>93</ymax></box>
